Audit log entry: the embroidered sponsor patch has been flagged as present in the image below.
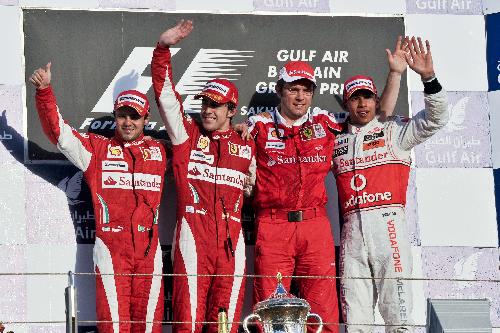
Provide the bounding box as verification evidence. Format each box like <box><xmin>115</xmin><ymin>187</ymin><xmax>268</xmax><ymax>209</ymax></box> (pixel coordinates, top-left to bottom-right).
<box><xmin>107</xmin><ymin>145</ymin><xmax>123</xmax><ymax>159</ymax></box>
<box><xmin>102</xmin><ymin>160</ymin><xmax>128</xmax><ymax>171</ymax></box>
<box><xmin>141</xmin><ymin>146</ymin><xmax>162</xmax><ymax>161</ymax></box>
<box><xmin>185</xmin><ymin>206</ymin><xmax>195</xmax><ymax>213</ymax></box>
<box><xmin>268</xmin><ymin>127</ymin><xmax>284</xmax><ymax>140</ymax></box>
<box><xmin>228</xmin><ymin>142</ymin><xmax>252</xmax><ymax>159</ymax></box>
<box><xmin>334</xmin><ymin>146</ymin><xmax>348</xmax><ymax>157</ymax></box>
<box><xmin>102</xmin><ymin>172</ymin><xmax>161</xmax><ymax>191</ymax></box>
<box><xmin>265</xmin><ymin>141</ymin><xmax>286</xmax><ymax>150</ymax></box>
<box><xmin>300</xmin><ymin>124</ymin><xmax>326</xmax><ymax>141</ymax></box>
<box><xmin>363</xmin><ymin>139</ymin><xmax>386</xmax><ymax>151</ymax></box>
<box><xmin>197</xmin><ymin>136</ymin><xmax>210</xmax><ymax>152</ymax></box>
<box><xmin>190</xmin><ymin>150</ymin><xmax>215</xmax><ymax>164</ymax></box>
<box><xmin>187</xmin><ymin>162</ymin><xmax>246</xmax><ymax>190</ymax></box>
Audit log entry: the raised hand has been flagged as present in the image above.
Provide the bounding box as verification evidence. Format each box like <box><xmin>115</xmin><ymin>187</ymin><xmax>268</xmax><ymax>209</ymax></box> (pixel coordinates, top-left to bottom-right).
<box><xmin>29</xmin><ymin>62</ymin><xmax>52</xmax><ymax>90</ymax></box>
<box><xmin>159</xmin><ymin>19</ymin><xmax>194</xmax><ymax>47</ymax></box>
<box><xmin>385</xmin><ymin>36</ymin><xmax>410</xmax><ymax>74</ymax></box>
<box><xmin>405</xmin><ymin>37</ymin><xmax>435</xmax><ymax>80</ymax></box>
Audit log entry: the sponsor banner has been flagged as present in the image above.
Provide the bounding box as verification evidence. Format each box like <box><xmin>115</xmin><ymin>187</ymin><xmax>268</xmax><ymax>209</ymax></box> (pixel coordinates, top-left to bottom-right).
<box><xmin>187</xmin><ymin>161</ymin><xmax>246</xmax><ymax>189</ymax></box>
<box><xmin>405</xmin><ymin>169</ymin><xmax>420</xmax><ymax>246</ymax></box>
<box><xmin>494</xmin><ymin>169</ymin><xmax>500</xmax><ymax>246</ymax></box>
<box><xmin>416</xmin><ymin>168</ymin><xmax>498</xmax><ymax>247</ymax></box>
<box><xmin>0</xmin><ymin>246</ymin><xmax>27</xmax><ymax>322</ymax></box>
<box><xmin>329</xmin><ymin>0</ymin><xmax>406</xmax><ymax>14</ymax></box>
<box><xmin>253</xmin><ymin>0</ymin><xmax>330</xmax><ymax>12</ymax></box>
<box><xmin>486</xmin><ymin>12</ymin><xmax>500</xmax><ymax>91</ymax></box>
<box><xmin>25</xmin><ymin>165</ymin><xmax>95</xmax><ymax>244</ymax></box>
<box><xmin>413</xmin><ymin>92</ymin><xmax>492</xmax><ymax>168</ymax></box>
<box><xmin>0</xmin><ymin>85</ymin><xmax>24</xmax><ymax>164</ymax></box>
<box><xmin>406</xmin><ymin>0</ymin><xmax>483</xmax><ymax>14</ymax></box>
<box><xmin>483</xmin><ymin>0</ymin><xmax>500</xmax><ymax>14</ymax></box>
<box><xmin>421</xmin><ymin>247</ymin><xmax>500</xmax><ymax>327</ymax></box>
<box><xmin>24</xmin><ymin>10</ymin><xmax>405</xmax><ymax>161</ymax></box>
<box><xmin>489</xmin><ymin>91</ymin><xmax>500</xmax><ymax>168</ymax></box>
<box><xmin>98</xmin><ymin>0</ymin><xmax>175</xmax><ymax>10</ymax></box>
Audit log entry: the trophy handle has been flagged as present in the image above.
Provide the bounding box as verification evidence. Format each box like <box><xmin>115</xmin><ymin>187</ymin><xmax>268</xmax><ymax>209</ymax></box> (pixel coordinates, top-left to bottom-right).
<box><xmin>307</xmin><ymin>313</ymin><xmax>323</xmax><ymax>333</ymax></box>
<box><xmin>243</xmin><ymin>314</ymin><xmax>262</xmax><ymax>333</ymax></box>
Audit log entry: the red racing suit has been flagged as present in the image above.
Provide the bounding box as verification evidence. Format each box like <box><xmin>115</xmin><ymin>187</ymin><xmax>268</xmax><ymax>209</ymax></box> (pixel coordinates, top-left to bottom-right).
<box><xmin>247</xmin><ymin>108</ymin><xmax>342</xmax><ymax>333</ymax></box>
<box><xmin>332</xmin><ymin>87</ymin><xmax>448</xmax><ymax>333</ymax></box>
<box><xmin>35</xmin><ymin>87</ymin><xmax>167</xmax><ymax>333</ymax></box>
<box><xmin>152</xmin><ymin>45</ymin><xmax>256</xmax><ymax>333</ymax></box>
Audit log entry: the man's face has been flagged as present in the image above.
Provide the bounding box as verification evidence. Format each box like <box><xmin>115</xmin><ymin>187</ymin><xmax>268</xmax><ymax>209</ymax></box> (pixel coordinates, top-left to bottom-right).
<box><xmin>278</xmin><ymin>79</ymin><xmax>314</xmax><ymax>123</ymax></box>
<box><xmin>345</xmin><ymin>90</ymin><xmax>378</xmax><ymax>126</ymax></box>
<box><xmin>200</xmin><ymin>98</ymin><xmax>236</xmax><ymax>132</ymax></box>
<box><xmin>114</xmin><ymin>106</ymin><xmax>148</xmax><ymax>141</ymax></box>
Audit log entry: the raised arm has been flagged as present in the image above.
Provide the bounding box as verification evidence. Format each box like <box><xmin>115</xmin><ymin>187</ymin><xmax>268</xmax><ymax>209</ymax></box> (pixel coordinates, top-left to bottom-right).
<box><xmin>378</xmin><ymin>36</ymin><xmax>409</xmax><ymax>120</ymax></box>
<box><xmin>151</xmin><ymin>20</ymin><xmax>193</xmax><ymax>145</ymax></box>
<box><xmin>30</xmin><ymin>63</ymin><xmax>93</xmax><ymax>171</ymax></box>
<box><xmin>398</xmin><ymin>37</ymin><xmax>448</xmax><ymax>150</ymax></box>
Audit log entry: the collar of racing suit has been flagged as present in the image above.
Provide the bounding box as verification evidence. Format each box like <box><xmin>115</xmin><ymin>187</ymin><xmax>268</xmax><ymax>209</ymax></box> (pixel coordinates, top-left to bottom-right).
<box><xmin>113</xmin><ymin>132</ymin><xmax>145</xmax><ymax>146</ymax></box>
<box><xmin>347</xmin><ymin>115</ymin><xmax>383</xmax><ymax>135</ymax></box>
<box><xmin>274</xmin><ymin>107</ymin><xmax>310</xmax><ymax>128</ymax></box>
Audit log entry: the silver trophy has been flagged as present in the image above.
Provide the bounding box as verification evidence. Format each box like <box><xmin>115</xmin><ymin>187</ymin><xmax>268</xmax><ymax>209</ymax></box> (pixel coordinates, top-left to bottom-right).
<box><xmin>243</xmin><ymin>273</ymin><xmax>323</xmax><ymax>333</ymax></box>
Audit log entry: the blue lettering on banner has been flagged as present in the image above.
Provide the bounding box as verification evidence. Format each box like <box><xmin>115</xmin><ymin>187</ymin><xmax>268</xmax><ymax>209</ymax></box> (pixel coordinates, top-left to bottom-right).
<box><xmin>486</xmin><ymin>12</ymin><xmax>500</xmax><ymax>91</ymax></box>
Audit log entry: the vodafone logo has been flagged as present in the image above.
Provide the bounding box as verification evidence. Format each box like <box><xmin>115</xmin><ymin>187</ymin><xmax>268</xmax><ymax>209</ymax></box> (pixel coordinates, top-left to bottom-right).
<box><xmin>344</xmin><ymin>173</ymin><xmax>392</xmax><ymax>210</ymax></box>
<box><xmin>350</xmin><ymin>174</ymin><xmax>367</xmax><ymax>191</ymax></box>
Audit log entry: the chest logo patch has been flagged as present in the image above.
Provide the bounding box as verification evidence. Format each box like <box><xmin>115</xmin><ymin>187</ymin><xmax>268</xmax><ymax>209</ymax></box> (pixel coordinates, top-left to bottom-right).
<box><xmin>300</xmin><ymin>124</ymin><xmax>326</xmax><ymax>141</ymax></box>
<box><xmin>268</xmin><ymin>127</ymin><xmax>284</xmax><ymax>141</ymax></box>
<box><xmin>334</xmin><ymin>146</ymin><xmax>348</xmax><ymax>158</ymax></box>
<box><xmin>141</xmin><ymin>146</ymin><xmax>163</xmax><ymax>161</ymax></box>
<box><xmin>228</xmin><ymin>142</ymin><xmax>252</xmax><ymax>160</ymax></box>
<box><xmin>197</xmin><ymin>136</ymin><xmax>210</xmax><ymax>152</ymax></box>
<box><xmin>107</xmin><ymin>145</ymin><xmax>123</xmax><ymax>159</ymax></box>
<box><xmin>363</xmin><ymin>139</ymin><xmax>386</xmax><ymax>151</ymax></box>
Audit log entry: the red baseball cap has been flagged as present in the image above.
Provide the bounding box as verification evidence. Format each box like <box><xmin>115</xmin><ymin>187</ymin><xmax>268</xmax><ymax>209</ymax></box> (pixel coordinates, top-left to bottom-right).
<box><xmin>343</xmin><ymin>75</ymin><xmax>378</xmax><ymax>103</ymax></box>
<box><xmin>194</xmin><ymin>78</ymin><xmax>239</xmax><ymax>105</ymax></box>
<box><xmin>278</xmin><ymin>61</ymin><xmax>316</xmax><ymax>86</ymax></box>
<box><xmin>114</xmin><ymin>90</ymin><xmax>150</xmax><ymax>116</ymax></box>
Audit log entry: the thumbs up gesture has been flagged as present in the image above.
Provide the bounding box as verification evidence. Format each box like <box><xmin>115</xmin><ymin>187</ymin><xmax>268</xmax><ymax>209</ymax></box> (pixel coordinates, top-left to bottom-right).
<box><xmin>29</xmin><ymin>62</ymin><xmax>52</xmax><ymax>90</ymax></box>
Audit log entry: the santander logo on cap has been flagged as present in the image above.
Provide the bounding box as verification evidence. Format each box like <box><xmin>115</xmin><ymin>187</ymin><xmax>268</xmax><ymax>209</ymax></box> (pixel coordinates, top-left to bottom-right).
<box><xmin>279</xmin><ymin>61</ymin><xmax>316</xmax><ymax>85</ymax></box>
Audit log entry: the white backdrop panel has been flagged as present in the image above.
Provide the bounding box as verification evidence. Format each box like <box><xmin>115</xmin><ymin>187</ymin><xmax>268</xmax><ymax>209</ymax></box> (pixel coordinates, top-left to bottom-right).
<box><xmin>416</xmin><ymin>168</ymin><xmax>498</xmax><ymax>247</ymax></box>
<box><xmin>405</xmin><ymin>14</ymin><xmax>487</xmax><ymax>91</ymax></box>
<box><xmin>0</xmin><ymin>6</ymin><xmax>23</xmax><ymax>85</ymax></box>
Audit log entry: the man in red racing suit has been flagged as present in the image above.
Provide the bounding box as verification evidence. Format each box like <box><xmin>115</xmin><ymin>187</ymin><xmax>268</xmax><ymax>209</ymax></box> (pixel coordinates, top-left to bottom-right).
<box><xmin>31</xmin><ymin>64</ymin><xmax>167</xmax><ymax>333</ymax></box>
<box><xmin>151</xmin><ymin>20</ymin><xmax>256</xmax><ymax>333</ymax></box>
<box><xmin>246</xmin><ymin>60</ymin><xmax>343</xmax><ymax>333</ymax></box>
<box><xmin>332</xmin><ymin>38</ymin><xmax>448</xmax><ymax>333</ymax></box>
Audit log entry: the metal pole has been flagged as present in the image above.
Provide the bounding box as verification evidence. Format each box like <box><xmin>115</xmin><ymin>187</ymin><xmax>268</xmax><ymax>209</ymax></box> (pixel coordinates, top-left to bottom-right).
<box><xmin>65</xmin><ymin>271</ymin><xmax>78</xmax><ymax>333</ymax></box>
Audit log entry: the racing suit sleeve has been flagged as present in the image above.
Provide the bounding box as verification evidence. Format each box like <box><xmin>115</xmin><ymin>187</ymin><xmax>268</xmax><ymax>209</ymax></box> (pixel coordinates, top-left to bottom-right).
<box><xmin>396</xmin><ymin>78</ymin><xmax>448</xmax><ymax>151</ymax></box>
<box><xmin>151</xmin><ymin>44</ymin><xmax>190</xmax><ymax>146</ymax></box>
<box><xmin>35</xmin><ymin>86</ymin><xmax>93</xmax><ymax>171</ymax></box>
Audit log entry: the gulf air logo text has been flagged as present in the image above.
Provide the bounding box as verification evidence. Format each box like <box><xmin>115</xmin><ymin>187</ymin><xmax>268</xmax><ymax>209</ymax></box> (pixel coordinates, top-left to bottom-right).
<box><xmin>344</xmin><ymin>174</ymin><xmax>392</xmax><ymax>209</ymax></box>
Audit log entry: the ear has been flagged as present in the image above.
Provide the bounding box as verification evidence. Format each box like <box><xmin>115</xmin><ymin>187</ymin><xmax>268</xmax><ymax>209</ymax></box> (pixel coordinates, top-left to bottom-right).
<box><xmin>144</xmin><ymin>114</ymin><xmax>150</xmax><ymax>125</ymax></box>
<box><xmin>227</xmin><ymin>108</ymin><xmax>237</xmax><ymax>118</ymax></box>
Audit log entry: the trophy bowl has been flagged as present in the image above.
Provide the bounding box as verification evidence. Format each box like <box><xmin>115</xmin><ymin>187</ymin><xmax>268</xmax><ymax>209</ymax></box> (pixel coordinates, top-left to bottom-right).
<box><xmin>243</xmin><ymin>273</ymin><xmax>323</xmax><ymax>333</ymax></box>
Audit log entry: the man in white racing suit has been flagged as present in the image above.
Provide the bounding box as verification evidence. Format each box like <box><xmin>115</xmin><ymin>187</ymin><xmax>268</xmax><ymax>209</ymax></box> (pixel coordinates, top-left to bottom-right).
<box><xmin>332</xmin><ymin>37</ymin><xmax>448</xmax><ymax>332</ymax></box>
